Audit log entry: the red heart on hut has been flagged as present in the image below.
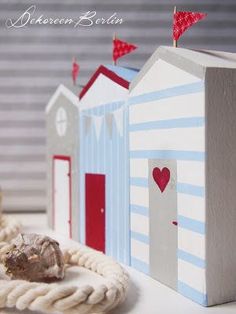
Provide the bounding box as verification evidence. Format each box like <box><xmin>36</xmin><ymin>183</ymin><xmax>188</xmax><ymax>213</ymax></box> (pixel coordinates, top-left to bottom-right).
<box><xmin>152</xmin><ymin>167</ymin><xmax>170</xmax><ymax>193</ymax></box>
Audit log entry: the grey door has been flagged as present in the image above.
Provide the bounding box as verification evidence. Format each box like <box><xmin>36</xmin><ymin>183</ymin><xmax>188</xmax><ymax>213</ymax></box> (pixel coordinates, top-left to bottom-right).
<box><xmin>149</xmin><ymin>159</ymin><xmax>178</xmax><ymax>290</ymax></box>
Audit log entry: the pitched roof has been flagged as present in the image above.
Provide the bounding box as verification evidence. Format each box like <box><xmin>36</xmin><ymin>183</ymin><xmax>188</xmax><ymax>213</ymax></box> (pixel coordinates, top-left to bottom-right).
<box><xmin>130</xmin><ymin>46</ymin><xmax>236</xmax><ymax>91</ymax></box>
<box><xmin>46</xmin><ymin>84</ymin><xmax>79</xmax><ymax>113</ymax></box>
<box><xmin>79</xmin><ymin>65</ymin><xmax>139</xmax><ymax>99</ymax></box>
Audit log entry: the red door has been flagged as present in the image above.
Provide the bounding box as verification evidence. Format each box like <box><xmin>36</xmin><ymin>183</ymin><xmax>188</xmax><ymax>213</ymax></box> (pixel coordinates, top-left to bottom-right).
<box><xmin>85</xmin><ymin>173</ymin><xmax>105</xmax><ymax>253</ymax></box>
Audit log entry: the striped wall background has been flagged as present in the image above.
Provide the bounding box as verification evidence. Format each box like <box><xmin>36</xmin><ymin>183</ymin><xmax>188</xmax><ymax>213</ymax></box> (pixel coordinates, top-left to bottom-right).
<box><xmin>0</xmin><ymin>0</ymin><xmax>236</xmax><ymax>212</ymax></box>
<box><xmin>128</xmin><ymin>60</ymin><xmax>207</xmax><ymax>305</ymax></box>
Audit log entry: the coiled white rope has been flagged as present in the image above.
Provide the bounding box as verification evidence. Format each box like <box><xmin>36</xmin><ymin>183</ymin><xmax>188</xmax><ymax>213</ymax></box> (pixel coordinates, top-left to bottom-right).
<box><xmin>0</xmin><ymin>244</ymin><xmax>129</xmax><ymax>314</ymax></box>
<box><xmin>0</xmin><ymin>219</ymin><xmax>129</xmax><ymax>314</ymax></box>
<box><xmin>0</xmin><ymin>215</ymin><xmax>21</xmax><ymax>243</ymax></box>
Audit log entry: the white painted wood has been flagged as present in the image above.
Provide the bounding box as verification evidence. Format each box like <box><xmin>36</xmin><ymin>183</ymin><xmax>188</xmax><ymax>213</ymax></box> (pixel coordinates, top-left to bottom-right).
<box><xmin>130</xmin><ymin>46</ymin><xmax>236</xmax><ymax>94</ymax></box>
<box><xmin>131</xmin><ymin>213</ymin><xmax>149</xmax><ymax>236</ymax></box>
<box><xmin>128</xmin><ymin>47</ymin><xmax>207</xmax><ymax>303</ymax></box>
<box><xmin>130</xmin><ymin>186</ymin><xmax>149</xmax><ymax>208</ymax></box>
<box><xmin>129</xmin><ymin>93</ymin><xmax>204</xmax><ymax>125</ymax></box>
<box><xmin>80</xmin><ymin>73</ymin><xmax>128</xmax><ymax>110</ymax></box>
<box><xmin>54</xmin><ymin>159</ymin><xmax>70</xmax><ymax>237</ymax></box>
<box><xmin>177</xmin><ymin>161</ymin><xmax>205</xmax><ymax>186</ymax></box>
<box><xmin>129</xmin><ymin>127</ymin><xmax>205</xmax><ymax>152</ymax></box>
<box><xmin>131</xmin><ymin>239</ymin><xmax>149</xmax><ymax>264</ymax></box>
<box><xmin>178</xmin><ymin>259</ymin><xmax>206</xmax><ymax>294</ymax></box>
<box><xmin>178</xmin><ymin>228</ymin><xmax>205</xmax><ymax>260</ymax></box>
<box><xmin>130</xmin><ymin>158</ymin><xmax>148</xmax><ymax>178</ymax></box>
<box><xmin>130</xmin><ymin>60</ymin><xmax>201</xmax><ymax>96</ymax></box>
<box><xmin>178</xmin><ymin>194</ymin><xmax>205</xmax><ymax>222</ymax></box>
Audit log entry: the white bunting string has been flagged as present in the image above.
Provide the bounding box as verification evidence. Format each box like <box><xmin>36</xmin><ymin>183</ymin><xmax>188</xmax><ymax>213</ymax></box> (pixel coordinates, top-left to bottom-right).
<box><xmin>83</xmin><ymin>115</ymin><xmax>92</xmax><ymax>135</ymax></box>
<box><xmin>82</xmin><ymin>107</ymin><xmax>124</xmax><ymax>140</ymax></box>
<box><xmin>93</xmin><ymin>115</ymin><xmax>103</xmax><ymax>140</ymax></box>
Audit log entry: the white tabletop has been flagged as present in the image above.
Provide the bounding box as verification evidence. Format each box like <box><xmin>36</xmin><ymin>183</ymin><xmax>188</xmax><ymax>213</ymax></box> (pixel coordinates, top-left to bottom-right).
<box><xmin>2</xmin><ymin>213</ymin><xmax>236</xmax><ymax>314</ymax></box>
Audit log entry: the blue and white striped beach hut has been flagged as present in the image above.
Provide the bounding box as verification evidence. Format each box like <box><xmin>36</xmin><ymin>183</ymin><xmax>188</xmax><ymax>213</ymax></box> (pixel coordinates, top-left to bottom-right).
<box><xmin>128</xmin><ymin>46</ymin><xmax>236</xmax><ymax>306</ymax></box>
<box><xmin>79</xmin><ymin>65</ymin><xmax>138</xmax><ymax>264</ymax></box>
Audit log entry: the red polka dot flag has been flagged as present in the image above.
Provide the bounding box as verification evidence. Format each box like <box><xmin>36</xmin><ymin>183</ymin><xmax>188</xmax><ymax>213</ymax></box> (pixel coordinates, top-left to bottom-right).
<box><xmin>173</xmin><ymin>11</ymin><xmax>207</xmax><ymax>41</ymax></box>
<box><xmin>72</xmin><ymin>60</ymin><xmax>79</xmax><ymax>85</ymax></box>
<box><xmin>113</xmin><ymin>38</ymin><xmax>137</xmax><ymax>64</ymax></box>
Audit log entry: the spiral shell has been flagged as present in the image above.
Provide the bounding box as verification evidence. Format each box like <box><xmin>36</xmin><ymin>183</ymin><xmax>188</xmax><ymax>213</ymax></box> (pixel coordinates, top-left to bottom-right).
<box><xmin>2</xmin><ymin>233</ymin><xmax>65</xmax><ymax>282</ymax></box>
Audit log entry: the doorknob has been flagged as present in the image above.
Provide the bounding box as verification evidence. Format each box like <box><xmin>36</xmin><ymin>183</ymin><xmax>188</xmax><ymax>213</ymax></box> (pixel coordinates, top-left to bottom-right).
<box><xmin>100</xmin><ymin>208</ymin><xmax>104</xmax><ymax>213</ymax></box>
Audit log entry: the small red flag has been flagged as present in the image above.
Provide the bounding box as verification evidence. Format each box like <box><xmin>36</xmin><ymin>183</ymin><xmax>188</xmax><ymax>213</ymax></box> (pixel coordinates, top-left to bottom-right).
<box><xmin>113</xmin><ymin>38</ymin><xmax>137</xmax><ymax>64</ymax></box>
<box><xmin>72</xmin><ymin>59</ymin><xmax>79</xmax><ymax>85</ymax></box>
<box><xmin>173</xmin><ymin>11</ymin><xmax>207</xmax><ymax>41</ymax></box>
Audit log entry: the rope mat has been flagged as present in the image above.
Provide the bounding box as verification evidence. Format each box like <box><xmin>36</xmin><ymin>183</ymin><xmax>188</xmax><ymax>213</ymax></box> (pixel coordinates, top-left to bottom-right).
<box><xmin>0</xmin><ymin>216</ymin><xmax>129</xmax><ymax>314</ymax></box>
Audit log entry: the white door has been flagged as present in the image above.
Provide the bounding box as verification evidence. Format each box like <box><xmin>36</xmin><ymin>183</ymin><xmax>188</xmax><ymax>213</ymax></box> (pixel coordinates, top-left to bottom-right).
<box><xmin>149</xmin><ymin>159</ymin><xmax>178</xmax><ymax>290</ymax></box>
<box><xmin>54</xmin><ymin>157</ymin><xmax>71</xmax><ymax>238</ymax></box>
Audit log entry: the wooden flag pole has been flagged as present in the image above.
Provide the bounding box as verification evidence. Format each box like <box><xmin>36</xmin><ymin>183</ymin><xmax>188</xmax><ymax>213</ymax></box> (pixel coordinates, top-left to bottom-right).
<box><xmin>173</xmin><ymin>6</ymin><xmax>178</xmax><ymax>48</ymax></box>
<box><xmin>113</xmin><ymin>33</ymin><xmax>117</xmax><ymax>65</ymax></box>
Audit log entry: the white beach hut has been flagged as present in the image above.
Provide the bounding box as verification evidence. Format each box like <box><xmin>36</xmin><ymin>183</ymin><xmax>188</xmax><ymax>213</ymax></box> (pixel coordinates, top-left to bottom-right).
<box><xmin>46</xmin><ymin>84</ymin><xmax>80</xmax><ymax>240</ymax></box>
<box><xmin>128</xmin><ymin>46</ymin><xmax>236</xmax><ymax>306</ymax></box>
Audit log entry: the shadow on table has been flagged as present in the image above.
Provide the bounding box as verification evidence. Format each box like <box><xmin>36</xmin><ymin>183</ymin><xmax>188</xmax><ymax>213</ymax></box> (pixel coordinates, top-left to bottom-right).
<box><xmin>109</xmin><ymin>279</ymin><xmax>140</xmax><ymax>314</ymax></box>
<box><xmin>215</xmin><ymin>301</ymin><xmax>236</xmax><ymax>310</ymax></box>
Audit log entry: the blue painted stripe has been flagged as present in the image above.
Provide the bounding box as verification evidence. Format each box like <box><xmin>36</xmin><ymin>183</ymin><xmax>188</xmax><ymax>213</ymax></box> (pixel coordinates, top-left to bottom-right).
<box><xmin>131</xmin><ymin>231</ymin><xmax>149</xmax><ymax>244</ymax></box>
<box><xmin>130</xmin><ymin>150</ymin><xmax>205</xmax><ymax>161</ymax></box>
<box><xmin>178</xmin><ymin>281</ymin><xmax>208</xmax><ymax>306</ymax></box>
<box><xmin>131</xmin><ymin>257</ymin><xmax>149</xmax><ymax>275</ymax></box>
<box><xmin>129</xmin><ymin>117</ymin><xmax>205</xmax><ymax>132</ymax></box>
<box><xmin>129</xmin><ymin>81</ymin><xmax>204</xmax><ymax>106</ymax></box>
<box><xmin>178</xmin><ymin>215</ymin><xmax>205</xmax><ymax>234</ymax></box>
<box><xmin>177</xmin><ymin>183</ymin><xmax>205</xmax><ymax>197</ymax></box>
<box><xmin>130</xmin><ymin>178</ymin><xmax>205</xmax><ymax>199</ymax></box>
<box><xmin>178</xmin><ymin>249</ymin><xmax>205</xmax><ymax>269</ymax></box>
<box><xmin>80</xmin><ymin>101</ymin><xmax>130</xmax><ymax>265</ymax></box>
<box><xmin>130</xmin><ymin>204</ymin><xmax>149</xmax><ymax>217</ymax></box>
<box><xmin>130</xmin><ymin>177</ymin><xmax>148</xmax><ymax>187</ymax></box>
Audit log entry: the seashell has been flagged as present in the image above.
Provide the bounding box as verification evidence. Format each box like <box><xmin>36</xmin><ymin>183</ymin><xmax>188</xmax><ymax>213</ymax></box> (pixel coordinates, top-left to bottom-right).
<box><xmin>2</xmin><ymin>233</ymin><xmax>65</xmax><ymax>282</ymax></box>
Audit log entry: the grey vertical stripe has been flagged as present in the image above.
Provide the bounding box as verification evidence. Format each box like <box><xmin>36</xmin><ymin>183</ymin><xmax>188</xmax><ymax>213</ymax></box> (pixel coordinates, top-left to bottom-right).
<box><xmin>0</xmin><ymin>0</ymin><xmax>235</xmax><ymax>212</ymax></box>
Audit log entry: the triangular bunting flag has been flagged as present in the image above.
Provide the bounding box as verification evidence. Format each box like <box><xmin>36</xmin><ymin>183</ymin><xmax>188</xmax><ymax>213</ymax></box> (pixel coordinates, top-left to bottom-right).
<box><xmin>83</xmin><ymin>115</ymin><xmax>92</xmax><ymax>136</ymax></box>
<box><xmin>173</xmin><ymin>11</ymin><xmax>207</xmax><ymax>41</ymax></box>
<box><xmin>93</xmin><ymin>115</ymin><xmax>103</xmax><ymax>140</ymax></box>
<box><xmin>113</xmin><ymin>37</ymin><xmax>137</xmax><ymax>64</ymax></box>
<box><xmin>113</xmin><ymin>107</ymin><xmax>124</xmax><ymax>137</ymax></box>
<box><xmin>106</xmin><ymin>113</ymin><xmax>113</xmax><ymax>139</ymax></box>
